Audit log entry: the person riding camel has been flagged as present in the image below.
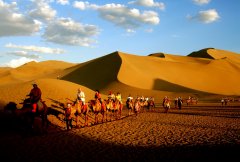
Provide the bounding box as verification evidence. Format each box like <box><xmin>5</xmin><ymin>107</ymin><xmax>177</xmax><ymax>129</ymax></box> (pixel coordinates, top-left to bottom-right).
<box><xmin>95</xmin><ymin>90</ymin><xmax>102</xmax><ymax>103</ymax></box>
<box><xmin>127</xmin><ymin>94</ymin><xmax>133</xmax><ymax>103</ymax></box>
<box><xmin>115</xmin><ymin>92</ymin><xmax>122</xmax><ymax>104</ymax></box>
<box><xmin>94</xmin><ymin>90</ymin><xmax>101</xmax><ymax>100</ymax></box>
<box><xmin>77</xmin><ymin>88</ymin><xmax>85</xmax><ymax>105</ymax></box>
<box><xmin>126</xmin><ymin>94</ymin><xmax>133</xmax><ymax>107</ymax></box>
<box><xmin>108</xmin><ymin>91</ymin><xmax>115</xmax><ymax>101</ymax></box>
<box><xmin>28</xmin><ymin>83</ymin><xmax>42</xmax><ymax>113</ymax></box>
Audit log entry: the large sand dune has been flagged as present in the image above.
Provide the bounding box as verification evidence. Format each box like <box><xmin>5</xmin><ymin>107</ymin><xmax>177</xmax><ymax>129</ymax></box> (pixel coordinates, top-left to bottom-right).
<box><xmin>0</xmin><ymin>48</ymin><xmax>240</xmax><ymax>161</ymax></box>
<box><xmin>61</xmin><ymin>49</ymin><xmax>240</xmax><ymax>96</ymax></box>
<box><xmin>0</xmin><ymin>48</ymin><xmax>240</xmax><ymax>108</ymax></box>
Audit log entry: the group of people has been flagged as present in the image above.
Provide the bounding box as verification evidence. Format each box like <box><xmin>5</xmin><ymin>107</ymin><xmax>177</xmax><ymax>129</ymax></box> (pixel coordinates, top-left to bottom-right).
<box><xmin>221</xmin><ymin>97</ymin><xmax>229</xmax><ymax>106</ymax></box>
<box><xmin>161</xmin><ymin>96</ymin><xmax>183</xmax><ymax>112</ymax></box>
<box><xmin>174</xmin><ymin>97</ymin><xmax>183</xmax><ymax>110</ymax></box>
<box><xmin>65</xmin><ymin>89</ymin><xmax>123</xmax><ymax>130</ymax></box>
<box><xmin>26</xmin><ymin>83</ymin><xmax>183</xmax><ymax>130</ymax></box>
<box><xmin>108</xmin><ymin>91</ymin><xmax>122</xmax><ymax>103</ymax></box>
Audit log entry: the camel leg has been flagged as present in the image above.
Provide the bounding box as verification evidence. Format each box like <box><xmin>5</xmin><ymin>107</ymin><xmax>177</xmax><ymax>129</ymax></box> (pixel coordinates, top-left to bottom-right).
<box><xmin>95</xmin><ymin>113</ymin><xmax>97</xmax><ymax>124</ymax></box>
<box><xmin>76</xmin><ymin>116</ymin><xmax>80</xmax><ymax>128</ymax></box>
<box><xmin>101</xmin><ymin>113</ymin><xmax>103</xmax><ymax>123</ymax></box>
<box><xmin>119</xmin><ymin>110</ymin><xmax>121</xmax><ymax>119</ymax></box>
<box><xmin>85</xmin><ymin>115</ymin><xmax>88</xmax><ymax>127</ymax></box>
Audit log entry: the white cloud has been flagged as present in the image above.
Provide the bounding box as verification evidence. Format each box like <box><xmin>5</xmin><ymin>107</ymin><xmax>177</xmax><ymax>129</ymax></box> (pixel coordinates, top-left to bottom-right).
<box><xmin>5</xmin><ymin>57</ymin><xmax>38</xmax><ymax>68</ymax></box>
<box><xmin>43</xmin><ymin>18</ymin><xmax>100</xmax><ymax>46</ymax></box>
<box><xmin>73</xmin><ymin>1</ymin><xmax>98</xmax><ymax>10</ymax></box>
<box><xmin>129</xmin><ymin>0</ymin><xmax>165</xmax><ymax>10</ymax></box>
<box><xmin>188</xmin><ymin>9</ymin><xmax>220</xmax><ymax>24</ymax></box>
<box><xmin>7</xmin><ymin>51</ymin><xmax>41</xmax><ymax>59</ymax></box>
<box><xmin>28</xmin><ymin>0</ymin><xmax>57</xmax><ymax>22</ymax></box>
<box><xmin>0</xmin><ymin>0</ymin><xmax>40</xmax><ymax>37</ymax></box>
<box><xmin>73</xmin><ymin>2</ymin><xmax>160</xmax><ymax>30</ymax></box>
<box><xmin>193</xmin><ymin>0</ymin><xmax>211</xmax><ymax>5</ymax></box>
<box><xmin>56</xmin><ymin>0</ymin><xmax>69</xmax><ymax>5</ymax></box>
<box><xmin>5</xmin><ymin>43</ymin><xmax>65</xmax><ymax>54</ymax></box>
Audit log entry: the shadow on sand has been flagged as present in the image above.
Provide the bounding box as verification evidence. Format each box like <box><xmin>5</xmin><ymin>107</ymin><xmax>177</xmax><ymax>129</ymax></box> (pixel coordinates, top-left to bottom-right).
<box><xmin>0</xmin><ymin>102</ymin><xmax>239</xmax><ymax>162</ymax></box>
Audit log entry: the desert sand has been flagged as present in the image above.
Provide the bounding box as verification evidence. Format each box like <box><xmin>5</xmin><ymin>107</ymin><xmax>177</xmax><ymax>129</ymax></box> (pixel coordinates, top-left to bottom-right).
<box><xmin>0</xmin><ymin>48</ymin><xmax>240</xmax><ymax>161</ymax></box>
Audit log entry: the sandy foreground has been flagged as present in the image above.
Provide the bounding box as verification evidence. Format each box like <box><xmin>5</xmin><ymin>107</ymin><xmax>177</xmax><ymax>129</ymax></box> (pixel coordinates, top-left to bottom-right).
<box><xmin>1</xmin><ymin>104</ymin><xmax>240</xmax><ymax>162</ymax></box>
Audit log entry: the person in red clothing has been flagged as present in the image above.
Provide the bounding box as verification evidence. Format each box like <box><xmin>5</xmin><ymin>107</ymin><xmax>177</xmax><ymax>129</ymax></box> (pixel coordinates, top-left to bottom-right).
<box><xmin>94</xmin><ymin>89</ymin><xmax>103</xmax><ymax>105</ymax></box>
<box><xmin>94</xmin><ymin>90</ymin><xmax>101</xmax><ymax>101</ymax></box>
<box><xmin>28</xmin><ymin>83</ymin><xmax>42</xmax><ymax>113</ymax></box>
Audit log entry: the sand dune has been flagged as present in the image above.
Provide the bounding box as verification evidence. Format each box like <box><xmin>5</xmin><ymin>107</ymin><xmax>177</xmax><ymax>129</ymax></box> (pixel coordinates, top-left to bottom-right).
<box><xmin>1</xmin><ymin>48</ymin><xmax>239</xmax><ymax>108</ymax></box>
<box><xmin>0</xmin><ymin>48</ymin><xmax>240</xmax><ymax>161</ymax></box>
<box><xmin>59</xmin><ymin>49</ymin><xmax>240</xmax><ymax>96</ymax></box>
<box><xmin>188</xmin><ymin>48</ymin><xmax>240</xmax><ymax>61</ymax></box>
<box><xmin>118</xmin><ymin>50</ymin><xmax>240</xmax><ymax>95</ymax></box>
<box><xmin>0</xmin><ymin>60</ymin><xmax>75</xmax><ymax>85</ymax></box>
<box><xmin>0</xmin><ymin>78</ymin><xmax>103</xmax><ymax>109</ymax></box>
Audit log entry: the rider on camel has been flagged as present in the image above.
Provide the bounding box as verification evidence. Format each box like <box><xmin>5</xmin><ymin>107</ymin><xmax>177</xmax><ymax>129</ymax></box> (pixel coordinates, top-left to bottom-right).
<box><xmin>108</xmin><ymin>91</ymin><xmax>115</xmax><ymax>101</ymax></box>
<box><xmin>115</xmin><ymin>92</ymin><xmax>122</xmax><ymax>104</ymax></box>
<box><xmin>28</xmin><ymin>83</ymin><xmax>42</xmax><ymax>113</ymax></box>
<box><xmin>126</xmin><ymin>94</ymin><xmax>133</xmax><ymax>107</ymax></box>
<box><xmin>77</xmin><ymin>88</ymin><xmax>85</xmax><ymax>105</ymax></box>
<box><xmin>95</xmin><ymin>90</ymin><xmax>102</xmax><ymax>103</ymax></box>
<box><xmin>127</xmin><ymin>94</ymin><xmax>133</xmax><ymax>102</ymax></box>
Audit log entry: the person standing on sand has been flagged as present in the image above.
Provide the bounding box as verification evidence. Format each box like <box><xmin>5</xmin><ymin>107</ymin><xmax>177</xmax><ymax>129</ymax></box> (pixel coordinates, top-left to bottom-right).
<box><xmin>149</xmin><ymin>97</ymin><xmax>155</xmax><ymax>108</ymax></box>
<box><xmin>174</xmin><ymin>97</ymin><xmax>178</xmax><ymax>108</ymax></box>
<box><xmin>178</xmin><ymin>97</ymin><xmax>183</xmax><ymax>110</ymax></box>
<box><xmin>224</xmin><ymin>98</ymin><xmax>228</xmax><ymax>106</ymax></box>
<box><xmin>64</xmin><ymin>103</ymin><xmax>73</xmax><ymax>130</ymax></box>
<box><xmin>221</xmin><ymin>98</ymin><xmax>224</xmax><ymax>106</ymax></box>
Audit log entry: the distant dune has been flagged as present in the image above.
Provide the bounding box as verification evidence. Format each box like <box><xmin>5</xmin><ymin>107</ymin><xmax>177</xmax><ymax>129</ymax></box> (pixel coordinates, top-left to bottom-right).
<box><xmin>118</xmin><ymin>50</ymin><xmax>240</xmax><ymax>95</ymax></box>
<box><xmin>188</xmin><ymin>48</ymin><xmax>240</xmax><ymax>61</ymax></box>
<box><xmin>0</xmin><ymin>48</ymin><xmax>240</xmax><ymax>109</ymax></box>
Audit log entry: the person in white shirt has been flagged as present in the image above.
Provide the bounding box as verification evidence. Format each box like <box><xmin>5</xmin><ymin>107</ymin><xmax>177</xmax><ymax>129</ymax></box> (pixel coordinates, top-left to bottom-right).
<box><xmin>77</xmin><ymin>88</ymin><xmax>85</xmax><ymax>104</ymax></box>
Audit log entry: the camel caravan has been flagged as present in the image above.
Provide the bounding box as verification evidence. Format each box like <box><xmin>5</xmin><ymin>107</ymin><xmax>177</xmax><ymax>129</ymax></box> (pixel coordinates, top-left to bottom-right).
<box><xmin>3</xmin><ymin>85</ymin><xmax>200</xmax><ymax>133</ymax></box>
<box><xmin>5</xmin><ymin>84</ymin><xmax>223</xmax><ymax>133</ymax></box>
<box><xmin>64</xmin><ymin>92</ymin><xmax>156</xmax><ymax>130</ymax></box>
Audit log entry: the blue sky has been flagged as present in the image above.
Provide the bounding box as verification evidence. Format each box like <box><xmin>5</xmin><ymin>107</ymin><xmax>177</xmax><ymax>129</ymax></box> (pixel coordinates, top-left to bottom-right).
<box><xmin>0</xmin><ymin>0</ymin><xmax>239</xmax><ymax>67</ymax></box>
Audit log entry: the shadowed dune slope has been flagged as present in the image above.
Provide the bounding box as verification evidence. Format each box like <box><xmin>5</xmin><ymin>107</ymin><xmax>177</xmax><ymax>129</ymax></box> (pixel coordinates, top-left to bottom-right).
<box><xmin>188</xmin><ymin>48</ymin><xmax>215</xmax><ymax>59</ymax></box>
<box><xmin>148</xmin><ymin>52</ymin><xmax>165</xmax><ymax>58</ymax></box>
<box><xmin>188</xmin><ymin>48</ymin><xmax>240</xmax><ymax>62</ymax></box>
<box><xmin>61</xmin><ymin>52</ymin><xmax>122</xmax><ymax>90</ymax></box>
